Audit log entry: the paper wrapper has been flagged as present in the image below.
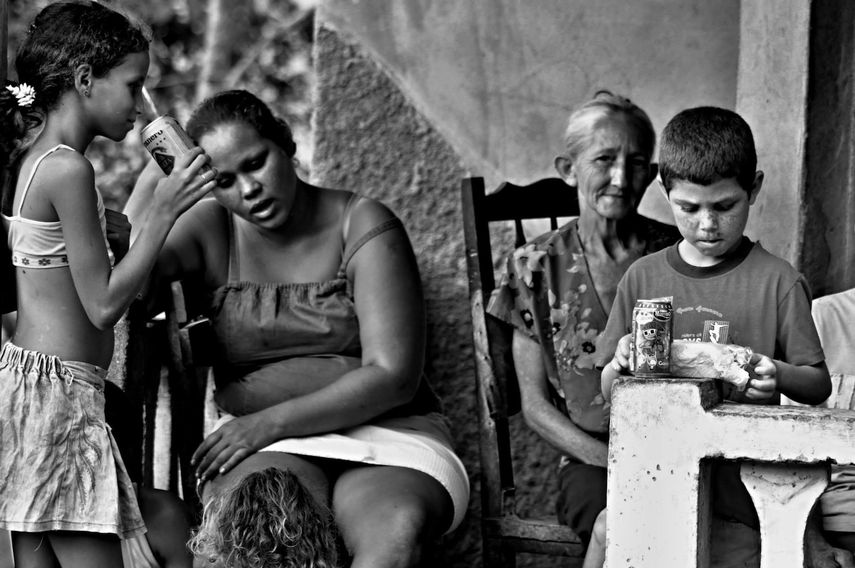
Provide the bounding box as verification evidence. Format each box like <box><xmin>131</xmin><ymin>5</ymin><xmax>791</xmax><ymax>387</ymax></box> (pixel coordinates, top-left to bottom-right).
<box><xmin>669</xmin><ymin>340</ymin><xmax>753</xmax><ymax>391</ymax></box>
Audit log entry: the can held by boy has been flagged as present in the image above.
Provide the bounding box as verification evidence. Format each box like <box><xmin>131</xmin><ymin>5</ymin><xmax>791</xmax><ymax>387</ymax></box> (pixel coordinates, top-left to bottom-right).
<box><xmin>629</xmin><ymin>299</ymin><xmax>673</xmax><ymax>376</ymax></box>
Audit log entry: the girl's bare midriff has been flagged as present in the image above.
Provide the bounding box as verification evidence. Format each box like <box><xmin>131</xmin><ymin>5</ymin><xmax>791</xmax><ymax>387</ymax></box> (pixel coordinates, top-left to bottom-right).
<box><xmin>12</xmin><ymin>267</ymin><xmax>114</xmax><ymax>368</ymax></box>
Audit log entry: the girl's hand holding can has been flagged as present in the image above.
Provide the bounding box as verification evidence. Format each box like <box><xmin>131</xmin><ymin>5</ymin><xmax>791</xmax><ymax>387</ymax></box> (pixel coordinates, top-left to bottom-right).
<box><xmin>150</xmin><ymin>147</ymin><xmax>217</xmax><ymax>220</ymax></box>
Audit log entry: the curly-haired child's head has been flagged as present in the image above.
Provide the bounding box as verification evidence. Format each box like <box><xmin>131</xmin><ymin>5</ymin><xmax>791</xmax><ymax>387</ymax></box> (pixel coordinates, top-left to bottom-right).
<box><xmin>658</xmin><ymin>106</ymin><xmax>757</xmax><ymax>193</ymax></box>
<box><xmin>189</xmin><ymin>468</ymin><xmax>341</xmax><ymax>568</ymax></box>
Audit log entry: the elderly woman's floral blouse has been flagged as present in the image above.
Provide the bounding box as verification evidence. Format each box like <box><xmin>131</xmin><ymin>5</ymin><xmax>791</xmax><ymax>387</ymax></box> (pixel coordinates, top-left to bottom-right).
<box><xmin>487</xmin><ymin>218</ymin><xmax>679</xmax><ymax>435</ymax></box>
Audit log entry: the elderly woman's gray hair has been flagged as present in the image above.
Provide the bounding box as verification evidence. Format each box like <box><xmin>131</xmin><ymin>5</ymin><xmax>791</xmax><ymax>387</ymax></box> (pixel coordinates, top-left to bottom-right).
<box><xmin>561</xmin><ymin>90</ymin><xmax>656</xmax><ymax>162</ymax></box>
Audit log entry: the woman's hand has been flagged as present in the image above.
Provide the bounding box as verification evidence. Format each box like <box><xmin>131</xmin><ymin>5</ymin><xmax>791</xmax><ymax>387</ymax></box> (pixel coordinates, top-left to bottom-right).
<box><xmin>191</xmin><ymin>413</ymin><xmax>275</xmax><ymax>481</ymax></box>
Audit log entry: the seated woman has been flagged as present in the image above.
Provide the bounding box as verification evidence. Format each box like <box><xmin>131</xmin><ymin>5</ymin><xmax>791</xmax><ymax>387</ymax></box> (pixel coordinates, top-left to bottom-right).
<box><xmin>486</xmin><ymin>91</ymin><xmax>679</xmax><ymax>567</ymax></box>
<box><xmin>125</xmin><ymin>90</ymin><xmax>468</xmax><ymax>568</ymax></box>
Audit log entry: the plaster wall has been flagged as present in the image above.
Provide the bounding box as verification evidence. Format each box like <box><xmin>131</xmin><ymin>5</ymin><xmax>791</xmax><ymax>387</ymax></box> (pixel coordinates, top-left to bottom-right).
<box><xmin>318</xmin><ymin>0</ymin><xmax>741</xmax><ymax>224</ymax></box>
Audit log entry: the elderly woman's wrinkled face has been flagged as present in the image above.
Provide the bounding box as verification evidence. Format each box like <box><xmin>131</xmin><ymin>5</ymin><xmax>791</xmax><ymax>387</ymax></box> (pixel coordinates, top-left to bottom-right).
<box><xmin>199</xmin><ymin>120</ymin><xmax>298</xmax><ymax>230</ymax></box>
<box><xmin>566</xmin><ymin>114</ymin><xmax>653</xmax><ymax>220</ymax></box>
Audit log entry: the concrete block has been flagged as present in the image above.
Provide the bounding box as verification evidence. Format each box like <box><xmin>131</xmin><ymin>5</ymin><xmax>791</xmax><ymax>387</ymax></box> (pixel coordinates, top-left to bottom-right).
<box><xmin>607</xmin><ymin>377</ymin><xmax>855</xmax><ymax>568</ymax></box>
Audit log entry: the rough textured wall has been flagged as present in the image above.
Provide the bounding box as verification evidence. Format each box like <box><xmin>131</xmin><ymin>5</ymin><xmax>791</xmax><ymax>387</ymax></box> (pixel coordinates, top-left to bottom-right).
<box><xmin>310</xmin><ymin>22</ymin><xmax>566</xmax><ymax>567</ymax></box>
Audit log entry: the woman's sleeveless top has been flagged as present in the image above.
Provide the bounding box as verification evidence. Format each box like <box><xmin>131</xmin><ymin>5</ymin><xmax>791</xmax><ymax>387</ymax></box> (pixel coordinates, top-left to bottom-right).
<box><xmin>206</xmin><ymin>195</ymin><xmax>440</xmax><ymax>419</ymax></box>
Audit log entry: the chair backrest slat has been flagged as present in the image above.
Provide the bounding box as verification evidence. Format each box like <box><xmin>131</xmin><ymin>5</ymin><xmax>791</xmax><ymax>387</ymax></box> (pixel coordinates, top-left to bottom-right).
<box><xmin>462</xmin><ymin>176</ymin><xmax>585</xmax><ymax>565</ymax></box>
<box><xmin>462</xmin><ymin>176</ymin><xmax>579</xmax><ymax>416</ymax></box>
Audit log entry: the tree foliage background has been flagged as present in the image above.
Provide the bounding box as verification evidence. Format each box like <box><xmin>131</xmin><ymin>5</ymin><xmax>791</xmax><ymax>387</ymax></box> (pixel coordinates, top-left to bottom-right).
<box><xmin>6</xmin><ymin>0</ymin><xmax>316</xmax><ymax>209</ymax></box>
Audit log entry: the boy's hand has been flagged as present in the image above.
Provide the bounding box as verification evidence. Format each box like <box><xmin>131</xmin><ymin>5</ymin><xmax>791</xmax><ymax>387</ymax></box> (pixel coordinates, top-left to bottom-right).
<box><xmin>609</xmin><ymin>333</ymin><xmax>633</xmax><ymax>373</ymax></box>
<box><xmin>602</xmin><ymin>333</ymin><xmax>633</xmax><ymax>402</ymax></box>
<box><xmin>745</xmin><ymin>352</ymin><xmax>777</xmax><ymax>400</ymax></box>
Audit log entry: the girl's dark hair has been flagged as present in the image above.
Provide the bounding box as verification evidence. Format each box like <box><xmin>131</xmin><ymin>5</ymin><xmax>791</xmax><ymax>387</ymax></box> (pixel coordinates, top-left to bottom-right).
<box><xmin>186</xmin><ymin>90</ymin><xmax>297</xmax><ymax>157</ymax></box>
<box><xmin>0</xmin><ymin>85</ymin><xmax>41</xmax><ymax>213</ymax></box>
<box><xmin>0</xmin><ymin>1</ymin><xmax>149</xmax><ymax>213</ymax></box>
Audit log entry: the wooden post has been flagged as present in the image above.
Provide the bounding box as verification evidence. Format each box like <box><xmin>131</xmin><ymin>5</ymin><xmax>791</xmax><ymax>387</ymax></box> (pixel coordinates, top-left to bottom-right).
<box><xmin>1</xmin><ymin>0</ymin><xmax>7</xmax><ymax>81</ymax></box>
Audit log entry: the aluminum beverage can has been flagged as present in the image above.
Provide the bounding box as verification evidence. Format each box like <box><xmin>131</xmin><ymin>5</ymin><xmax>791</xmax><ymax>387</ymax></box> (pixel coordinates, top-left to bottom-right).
<box><xmin>629</xmin><ymin>298</ymin><xmax>673</xmax><ymax>376</ymax></box>
<box><xmin>140</xmin><ymin>115</ymin><xmax>212</xmax><ymax>176</ymax></box>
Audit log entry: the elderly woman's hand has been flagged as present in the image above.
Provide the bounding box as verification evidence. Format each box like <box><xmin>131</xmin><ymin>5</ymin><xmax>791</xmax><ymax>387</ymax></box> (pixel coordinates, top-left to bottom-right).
<box><xmin>192</xmin><ymin>412</ymin><xmax>276</xmax><ymax>481</ymax></box>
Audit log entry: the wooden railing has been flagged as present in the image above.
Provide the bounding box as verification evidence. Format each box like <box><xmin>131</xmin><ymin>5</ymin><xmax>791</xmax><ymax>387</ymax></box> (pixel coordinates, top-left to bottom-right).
<box><xmin>110</xmin><ymin>296</ymin><xmax>215</xmax><ymax>519</ymax></box>
<box><xmin>606</xmin><ymin>377</ymin><xmax>855</xmax><ymax>568</ymax></box>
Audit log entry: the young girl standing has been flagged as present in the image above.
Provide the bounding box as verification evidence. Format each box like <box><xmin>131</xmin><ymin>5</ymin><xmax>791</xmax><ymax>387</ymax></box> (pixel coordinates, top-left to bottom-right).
<box><xmin>0</xmin><ymin>2</ymin><xmax>216</xmax><ymax>567</ymax></box>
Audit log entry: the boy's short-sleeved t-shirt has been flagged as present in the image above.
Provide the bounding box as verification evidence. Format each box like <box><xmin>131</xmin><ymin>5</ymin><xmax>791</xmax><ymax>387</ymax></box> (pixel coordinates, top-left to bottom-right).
<box><xmin>600</xmin><ymin>237</ymin><xmax>824</xmax><ymax>402</ymax></box>
<box><xmin>600</xmin><ymin>236</ymin><xmax>825</xmax><ymax>527</ymax></box>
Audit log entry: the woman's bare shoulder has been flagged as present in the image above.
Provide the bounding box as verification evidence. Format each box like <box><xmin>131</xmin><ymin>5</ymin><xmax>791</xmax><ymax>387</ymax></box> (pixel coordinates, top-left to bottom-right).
<box><xmin>340</xmin><ymin>192</ymin><xmax>398</xmax><ymax>238</ymax></box>
<box><xmin>186</xmin><ymin>197</ymin><xmax>226</xmax><ymax>225</ymax></box>
<box><xmin>170</xmin><ymin>197</ymin><xmax>225</xmax><ymax>238</ymax></box>
<box><xmin>312</xmin><ymin>186</ymin><xmax>398</xmax><ymax>238</ymax></box>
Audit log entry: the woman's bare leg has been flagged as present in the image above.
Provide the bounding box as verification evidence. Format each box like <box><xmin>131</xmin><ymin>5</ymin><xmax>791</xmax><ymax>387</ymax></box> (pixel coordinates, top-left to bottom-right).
<box><xmin>333</xmin><ymin>465</ymin><xmax>453</xmax><ymax>568</ymax></box>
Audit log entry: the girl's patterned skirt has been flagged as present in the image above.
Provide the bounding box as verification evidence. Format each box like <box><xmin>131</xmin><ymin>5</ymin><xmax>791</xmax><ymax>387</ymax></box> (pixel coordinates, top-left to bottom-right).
<box><xmin>0</xmin><ymin>342</ymin><xmax>145</xmax><ymax>538</ymax></box>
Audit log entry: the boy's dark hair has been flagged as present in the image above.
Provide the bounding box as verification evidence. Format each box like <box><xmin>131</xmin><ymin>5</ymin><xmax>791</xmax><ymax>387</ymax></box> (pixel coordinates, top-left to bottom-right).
<box><xmin>187</xmin><ymin>89</ymin><xmax>297</xmax><ymax>158</ymax></box>
<box><xmin>659</xmin><ymin>106</ymin><xmax>757</xmax><ymax>193</ymax></box>
<box><xmin>1</xmin><ymin>1</ymin><xmax>149</xmax><ymax>213</ymax></box>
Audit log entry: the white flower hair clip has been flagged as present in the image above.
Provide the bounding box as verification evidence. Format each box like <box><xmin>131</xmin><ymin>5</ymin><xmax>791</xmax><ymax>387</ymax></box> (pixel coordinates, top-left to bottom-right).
<box><xmin>6</xmin><ymin>84</ymin><xmax>36</xmax><ymax>108</ymax></box>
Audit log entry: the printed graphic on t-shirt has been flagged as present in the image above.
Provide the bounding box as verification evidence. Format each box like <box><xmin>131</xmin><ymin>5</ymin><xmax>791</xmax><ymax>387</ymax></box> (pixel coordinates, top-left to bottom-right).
<box><xmin>674</xmin><ymin>304</ymin><xmax>728</xmax><ymax>342</ymax></box>
<box><xmin>703</xmin><ymin>321</ymin><xmax>730</xmax><ymax>344</ymax></box>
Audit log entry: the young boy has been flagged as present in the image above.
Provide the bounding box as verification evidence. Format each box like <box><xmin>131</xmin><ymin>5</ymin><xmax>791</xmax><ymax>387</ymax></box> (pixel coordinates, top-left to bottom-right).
<box><xmin>599</xmin><ymin>106</ymin><xmax>831</xmax><ymax>568</ymax></box>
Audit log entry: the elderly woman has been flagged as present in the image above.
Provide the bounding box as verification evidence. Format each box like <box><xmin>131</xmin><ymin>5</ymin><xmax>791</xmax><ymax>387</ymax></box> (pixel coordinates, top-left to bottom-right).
<box><xmin>125</xmin><ymin>90</ymin><xmax>468</xmax><ymax>568</ymax></box>
<box><xmin>486</xmin><ymin>91</ymin><xmax>679</xmax><ymax>564</ymax></box>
